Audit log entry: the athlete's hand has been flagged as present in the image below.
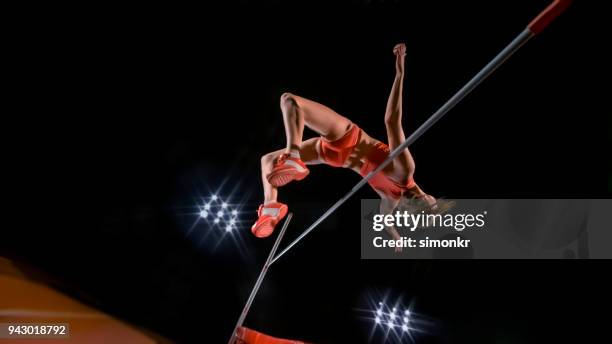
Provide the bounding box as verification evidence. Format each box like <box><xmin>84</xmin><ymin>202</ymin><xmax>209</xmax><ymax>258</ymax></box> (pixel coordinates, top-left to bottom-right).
<box><xmin>386</xmin><ymin>227</ymin><xmax>403</xmax><ymax>253</ymax></box>
<box><xmin>393</xmin><ymin>43</ymin><xmax>406</xmax><ymax>57</ymax></box>
<box><xmin>380</xmin><ymin>197</ymin><xmax>403</xmax><ymax>253</ymax></box>
<box><xmin>393</xmin><ymin>43</ymin><xmax>406</xmax><ymax>74</ymax></box>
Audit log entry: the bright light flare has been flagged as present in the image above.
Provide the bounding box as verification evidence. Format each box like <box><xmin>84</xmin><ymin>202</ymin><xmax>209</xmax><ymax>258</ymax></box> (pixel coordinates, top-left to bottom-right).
<box><xmin>194</xmin><ymin>193</ymin><xmax>245</xmax><ymax>237</ymax></box>
<box><xmin>185</xmin><ymin>179</ymin><xmax>253</xmax><ymax>261</ymax></box>
<box><xmin>358</xmin><ymin>295</ymin><xmax>432</xmax><ymax>343</ymax></box>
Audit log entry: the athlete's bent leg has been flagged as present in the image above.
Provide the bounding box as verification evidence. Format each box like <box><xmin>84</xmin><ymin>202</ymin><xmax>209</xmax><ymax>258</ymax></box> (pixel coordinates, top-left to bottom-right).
<box><xmin>252</xmin><ymin>139</ymin><xmax>321</xmax><ymax>238</ymax></box>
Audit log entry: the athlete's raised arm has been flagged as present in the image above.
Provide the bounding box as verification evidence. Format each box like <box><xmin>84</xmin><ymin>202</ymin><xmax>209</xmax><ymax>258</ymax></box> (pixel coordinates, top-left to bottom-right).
<box><xmin>384</xmin><ymin>43</ymin><xmax>407</xmax><ymax>151</ymax></box>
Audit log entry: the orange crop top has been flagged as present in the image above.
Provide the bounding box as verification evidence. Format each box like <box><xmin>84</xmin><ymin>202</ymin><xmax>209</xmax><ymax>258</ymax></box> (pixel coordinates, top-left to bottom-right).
<box><xmin>318</xmin><ymin>124</ymin><xmax>415</xmax><ymax>199</ymax></box>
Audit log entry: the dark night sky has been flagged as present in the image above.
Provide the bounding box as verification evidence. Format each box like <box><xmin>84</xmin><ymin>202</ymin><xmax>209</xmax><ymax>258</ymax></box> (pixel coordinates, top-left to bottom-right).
<box><xmin>5</xmin><ymin>1</ymin><xmax>611</xmax><ymax>343</ymax></box>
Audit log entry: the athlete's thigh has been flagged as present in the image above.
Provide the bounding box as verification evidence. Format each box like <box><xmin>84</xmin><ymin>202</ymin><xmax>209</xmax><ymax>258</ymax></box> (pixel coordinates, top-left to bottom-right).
<box><xmin>292</xmin><ymin>94</ymin><xmax>352</xmax><ymax>141</ymax></box>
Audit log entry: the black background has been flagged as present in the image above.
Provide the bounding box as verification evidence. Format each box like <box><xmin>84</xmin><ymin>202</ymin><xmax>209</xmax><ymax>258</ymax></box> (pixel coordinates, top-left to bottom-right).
<box><xmin>5</xmin><ymin>1</ymin><xmax>612</xmax><ymax>343</ymax></box>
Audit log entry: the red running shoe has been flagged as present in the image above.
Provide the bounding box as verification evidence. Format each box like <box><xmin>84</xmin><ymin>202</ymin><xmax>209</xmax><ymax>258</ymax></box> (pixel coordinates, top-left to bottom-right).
<box><xmin>266</xmin><ymin>153</ymin><xmax>309</xmax><ymax>187</ymax></box>
<box><xmin>251</xmin><ymin>202</ymin><xmax>288</xmax><ymax>238</ymax></box>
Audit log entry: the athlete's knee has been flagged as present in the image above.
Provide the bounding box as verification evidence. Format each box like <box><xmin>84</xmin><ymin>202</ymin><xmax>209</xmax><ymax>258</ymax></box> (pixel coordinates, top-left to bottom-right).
<box><xmin>280</xmin><ymin>92</ymin><xmax>299</xmax><ymax>109</ymax></box>
<box><xmin>261</xmin><ymin>152</ymin><xmax>276</xmax><ymax>165</ymax></box>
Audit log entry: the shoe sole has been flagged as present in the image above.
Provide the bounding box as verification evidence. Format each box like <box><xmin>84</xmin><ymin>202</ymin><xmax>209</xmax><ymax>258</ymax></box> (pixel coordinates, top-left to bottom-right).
<box><xmin>251</xmin><ymin>205</ymin><xmax>288</xmax><ymax>238</ymax></box>
<box><xmin>252</xmin><ymin>218</ymin><xmax>275</xmax><ymax>238</ymax></box>
<box><xmin>267</xmin><ymin>169</ymin><xmax>309</xmax><ymax>187</ymax></box>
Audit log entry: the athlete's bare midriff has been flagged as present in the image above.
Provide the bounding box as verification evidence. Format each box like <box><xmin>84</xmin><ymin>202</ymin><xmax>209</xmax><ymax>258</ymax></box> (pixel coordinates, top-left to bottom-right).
<box><xmin>343</xmin><ymin>129</ymin><xmax>390</xmax><ymax>175</ymax></box>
